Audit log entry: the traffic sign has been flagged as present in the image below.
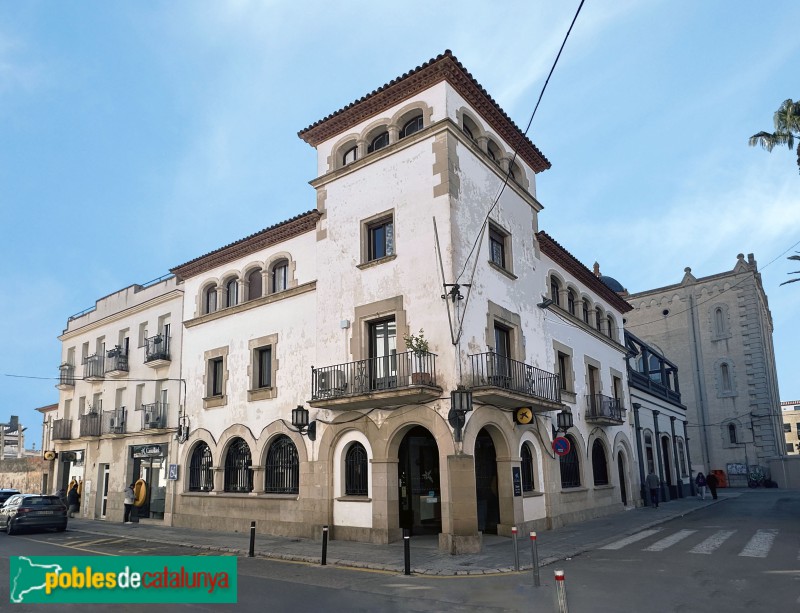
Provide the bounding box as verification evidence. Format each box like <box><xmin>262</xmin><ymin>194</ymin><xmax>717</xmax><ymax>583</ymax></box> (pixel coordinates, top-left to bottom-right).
<box><xmin>552</xmin><ymin>436</ymin><xmax>571</xmax><ymax>456</ymax></box>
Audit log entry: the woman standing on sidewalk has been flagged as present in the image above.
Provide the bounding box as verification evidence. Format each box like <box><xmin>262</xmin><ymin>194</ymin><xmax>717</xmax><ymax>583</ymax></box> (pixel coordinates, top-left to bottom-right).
<box><xmin>123</xmin><ymin>483</ymin><xmax>135</xmax><ymax>524</ymax></box>
<box><xmin>695</xmin><ymin>472</ymin><xmax>707</xmax><ymax>500</ymax></box>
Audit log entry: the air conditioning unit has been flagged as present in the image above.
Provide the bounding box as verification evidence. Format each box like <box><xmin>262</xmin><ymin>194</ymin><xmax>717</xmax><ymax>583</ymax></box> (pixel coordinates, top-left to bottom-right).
<box><xmin>144</xmin><ymin>410</ymin><xmax>155</xmax><ymax>424</ymax></box>
<box><xmin>318</xmin><ymin>370</ymin><xmax>346</xmax><ymax>393</ymax></box>
<box><xmin>109</xmin><ymin>417</ymin><xmax>118</xmax><ymax>429</ymax></box>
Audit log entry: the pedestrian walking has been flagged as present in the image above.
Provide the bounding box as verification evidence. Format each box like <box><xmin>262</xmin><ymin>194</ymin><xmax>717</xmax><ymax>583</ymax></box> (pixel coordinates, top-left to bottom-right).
<box><xmin>67</xmin><ymin>483</ymin><xmax>79</xmax><ymax>518</ymax></box>
<box><xmin>695</xmin><ymin>472</ymin><xmax>707</xmax><ymax>500</ymax></box>
<box><xmin>645</xmin><ymin>470</ymin><xmax>660</xmax><ymax>508</ymax></box>
<box><xmin>123</xmin><ymin>483</ymin><xmax>135</xmax><ymax>524</ymax></box>
<box><xmin>706</xmin><ymin>472</ymin><xmax>719</xmax><ymax>500</ymax></box>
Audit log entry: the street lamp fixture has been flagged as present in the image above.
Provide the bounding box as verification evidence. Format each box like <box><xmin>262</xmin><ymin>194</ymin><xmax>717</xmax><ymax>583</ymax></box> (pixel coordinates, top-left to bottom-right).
<box><xmin>556</xmin><ymin>409</ymin><xmax>573</xmax><ymax>433</ymax></box>
<box><xmin>448</xmin><ymin>387</ymin><xmax>473</xmax><ymax>442</ymax></box>
<box><xmin>291</xmin><ymin>405</ymin><xmax>316</xmax><ymax>441</ymax></box>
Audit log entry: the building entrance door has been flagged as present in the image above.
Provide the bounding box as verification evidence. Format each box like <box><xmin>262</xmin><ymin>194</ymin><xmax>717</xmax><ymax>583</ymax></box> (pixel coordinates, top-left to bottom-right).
<box><xmin>475</xmin><ymin>429</ymin><xmax>499</xmax><ymax>534</ymax></box>
<box><xmin>132</xmin><ymin>457</ymin><xmax>167</xmax><ymax>520</ymax></box>
<box><xmin>397</xmin><ymin>426</ymin><xmax>441</xmax><ymax>535</ymax></box>
<box><xmin>100</xmin><ymin>465</ymin><xmax>110</xmax><ymax>518</ymax></box>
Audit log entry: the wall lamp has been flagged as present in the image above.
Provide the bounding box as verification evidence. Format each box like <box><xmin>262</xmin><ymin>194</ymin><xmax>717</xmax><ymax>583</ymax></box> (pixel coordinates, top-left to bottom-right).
<box><xmin>555</xmin><ymin>409</ymin><xmax>573</xmax><ymax>433</ymax></box>
<box><xmin>537</xmin><ymin>296</ymin><xmax>554</xmax><ymax>309</ymax></box>
<box><xmin>448</xmin><ymin>387</ymin><xmax>473</xmax><ymax>442</ymax></box>
<box><xmin>291</xmin><ymin>405</ymin><xmax>317</xmax><ymax>441</ymax></box>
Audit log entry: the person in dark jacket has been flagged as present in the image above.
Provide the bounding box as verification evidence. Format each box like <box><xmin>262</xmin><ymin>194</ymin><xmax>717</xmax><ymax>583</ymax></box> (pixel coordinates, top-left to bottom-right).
<box><xmin>695</xmin><ymin>472</ymin><xmax>707</xmax><ymax>500</ymax></box>
<box><xmin>706</xmin><ymin>472</ymin><xmax>719</xmax><ymax>500</ymax></box>
<box><xmin>67</xmin><ymin>484</ymin><xmax>79</xmax><ymax>518</ymax></box>
<box><xmin>645</xmin><ymin>470</ymin><xmax>661</xmax><ymax>508</ymax></box>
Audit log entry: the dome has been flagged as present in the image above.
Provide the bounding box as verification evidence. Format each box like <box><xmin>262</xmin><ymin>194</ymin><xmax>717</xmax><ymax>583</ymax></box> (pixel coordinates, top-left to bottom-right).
<box><xmin>599</xmin><ymin>275</ymin><xmax>626</xmax><ymax>293</ymax></box>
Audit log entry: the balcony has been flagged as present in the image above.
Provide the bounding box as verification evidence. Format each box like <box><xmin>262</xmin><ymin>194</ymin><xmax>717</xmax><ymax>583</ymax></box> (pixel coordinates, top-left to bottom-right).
<box><xmin>141</xmin><ymin>402</ymin><xmax>167</xmax><ymax>430</ymax></box>
<box><xmin>52</xmin><ymin>418</ymin><xmax>73</xmax><ymax>441</ymax></box>
<box><xmin>57</xmin><ymin>363</ymin><xmax>75</xmax><ymax>390</ymax></box>
<box><xmin>104</xmin><ymin>408</ymin><xmax>126</xmax><ymax>435</ymax></box>
<box><xmin>469</xmin><ymin>352</ymin><xmax>562</xmax><ymax>412</ymax></box>
<box><xmin>104</xmin><ymin>347</ymin><xmax>129</xmax><ymax>378</ymax></box>
<box><xmin>79</xmin><ymin>411</ymin><xmax>102</xmax><ymax>437</ymax></box>
<box><xmin>309</xmin><ymin>351</ymin><xmax>441</xmax><ymax>410</ymax></box>
<box><xmin>585</xmin><ymin>394</ymin><xmax>626</xmax><ymax>426</ymax></box>
<box><xmin>144</xmin><ymin>334</ymin><xmax>171</xmax><ymax>368</ymax></box>
<box><xmin>83</xmin><ymin>354</ymin><xmax>105</xmax><ymax>381</ymax></box>
<box><xmin>627</xmin><ymin>370</ymin><xmax>681</xmax><ymax>404</ymax></box>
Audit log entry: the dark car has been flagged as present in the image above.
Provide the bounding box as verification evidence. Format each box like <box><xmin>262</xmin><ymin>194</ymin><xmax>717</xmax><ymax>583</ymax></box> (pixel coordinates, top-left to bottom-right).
<box><xmin>0</xmin><ymin>489</ymin><xmax>20</xmax><ymax>505</ymax></box>
<box><xmin>0</xmin><ymin>494</ymin><xmax>68</xmax><ymax>535</ymax></box>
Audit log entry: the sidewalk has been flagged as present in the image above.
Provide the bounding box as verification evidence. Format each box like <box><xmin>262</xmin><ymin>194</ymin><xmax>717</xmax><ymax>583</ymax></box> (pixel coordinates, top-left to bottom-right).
<box><xmin>67</xmin><ymin>492</ymin><xmax>737</xmax><ymax>576</ymax></box>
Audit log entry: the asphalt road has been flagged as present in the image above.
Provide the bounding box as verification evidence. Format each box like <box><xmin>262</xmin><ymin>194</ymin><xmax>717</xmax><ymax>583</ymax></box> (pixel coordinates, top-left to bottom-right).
<box><xmin>0</xmin><ymin>490</ymin><xmax>796</xmax><ymax>612</ymax></box>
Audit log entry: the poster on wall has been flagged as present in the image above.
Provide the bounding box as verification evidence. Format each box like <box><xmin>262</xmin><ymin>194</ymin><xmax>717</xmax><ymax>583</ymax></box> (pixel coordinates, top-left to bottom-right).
<box><xmin>512</xmin><ymin>467</ymin><xmax>522</xmax><ymax>497</ymax></box>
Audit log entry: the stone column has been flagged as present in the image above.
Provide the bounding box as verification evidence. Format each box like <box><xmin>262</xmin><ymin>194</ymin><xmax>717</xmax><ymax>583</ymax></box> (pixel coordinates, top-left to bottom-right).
<box><xmin>370</xmin><ymin>458</ymin><xmax>399</xmax><ymax>544</ymax></box>
<box><xmin>387</xmin><ymin>125</ymin><xmax>399</xmax><ymax>145</ymax></box>
<box><xmin>249</xmin><ymin>466</ymin><xmax>264</xmax><ymax>495</ymax></box>
<box><xmin>670</xmin><ymin>417</ymin><xmax>682</xmax><ymax>498</ymax></box>
<box><xmin>495</xmin><ymin>457</ymin><xmax>521</xmax><ymax>537</ymax></box>
<box><xmin>440</xmin><ymin>454</ymin><xmax>481</xmax><ymax>554</ymax></box>
<box><xmin>653</xmin><ymin>410</ymin><xmax>667</xmax><ymax>502</ymax></box>
<box><xmin>632</xmin><ymin>403</ymin><xmax>646</xmax><ymax>505</ymax></box>
<box><xmin>210</xmin><ymin>467</ymin><xmax>225</xmax><ymax>494</ymax></box>
<box><xmin>356</xmin><ymin>139</ymin><xmax>367</xmax><ymax>159</ymax></box>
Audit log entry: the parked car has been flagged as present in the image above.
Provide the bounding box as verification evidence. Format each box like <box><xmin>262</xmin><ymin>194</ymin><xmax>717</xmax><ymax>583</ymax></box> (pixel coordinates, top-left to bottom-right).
<box><xmin>0</xmin><ymin>494</ymin><xmax>68</xmax><ymax>535</ymax></box>
<box><xmin>0</xmin><ymin>489</ymin><xmax>20</xmax><ymax>505</ymax></box>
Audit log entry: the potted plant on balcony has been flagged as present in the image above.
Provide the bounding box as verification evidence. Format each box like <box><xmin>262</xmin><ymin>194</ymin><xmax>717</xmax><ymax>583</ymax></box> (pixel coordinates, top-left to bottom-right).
<box><xmin>404</xmin><ymin>329</ymin><xmax>432</xmax><ymax>386</ymax></box>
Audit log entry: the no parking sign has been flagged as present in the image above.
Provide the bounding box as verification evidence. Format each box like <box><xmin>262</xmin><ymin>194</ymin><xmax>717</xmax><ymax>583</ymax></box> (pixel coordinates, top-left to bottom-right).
<box><xmin>552</xmin><ymin>436</ymin><xmax>571</xmax><ymax>456</ymax></box>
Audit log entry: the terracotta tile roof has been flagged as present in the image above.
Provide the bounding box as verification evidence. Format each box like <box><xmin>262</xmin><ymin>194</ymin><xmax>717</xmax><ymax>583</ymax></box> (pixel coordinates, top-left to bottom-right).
<box><xmin>537</xmin><ymin>231</ymin><xmax>633</xmax><ymax>313</ymax></box>
<box><xmin>170</xmin><ymin>210</ymin><xmax>320</xmax><ymax>280</ymax></box>
<box><xmin>298</xmin><ymin>50</ymin><xmax>551</xmax><ymax>174</ymax></box>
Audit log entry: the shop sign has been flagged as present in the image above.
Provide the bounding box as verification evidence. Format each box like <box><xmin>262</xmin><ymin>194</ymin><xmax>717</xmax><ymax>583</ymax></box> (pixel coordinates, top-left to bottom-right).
<box><xmin>132</xmin><ymin>444</ymin><xmax>166</xmax><ymax>459</ymax></box>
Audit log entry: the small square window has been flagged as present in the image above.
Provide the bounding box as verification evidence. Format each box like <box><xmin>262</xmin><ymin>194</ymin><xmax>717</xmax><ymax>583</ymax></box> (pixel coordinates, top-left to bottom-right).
<box><xmin>489</xmin><ymin>225</ymin><xmax>512</xmax><ymax>273</ymax></box>
<box><xmin>785</xmin><ymin>423</ymin><xmax>792</xmax><ymax>432</ymax></box>
<box><xmin>367</xmin><ymin>217</ymin><xmax>394</xmax><ymax>261</ymax></box>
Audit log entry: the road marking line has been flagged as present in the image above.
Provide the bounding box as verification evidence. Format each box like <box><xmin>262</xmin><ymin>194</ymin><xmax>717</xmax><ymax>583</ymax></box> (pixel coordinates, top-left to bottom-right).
<box><xmin>644</xmin><ymin>529</ymin><xmax>697</xmax><ymax>551</ymax></box>
<box><xmin>739</xmin><ymin>529</ymin><xmax>778</xmax><ymax>558</ymax></box>
<box><xmin>600</xmin><ymin>528</ymin><xmax>662</xmax><ymax>550</ymax></box>
<box><xmin>16</xmin><ymin>536</ymin><xmax>118</xmax><ymax>556</ymax></box>
<box><xmin>690</xmin><ymin>530</ymin><xmax>736</xmax><ymax>554</ymax></box>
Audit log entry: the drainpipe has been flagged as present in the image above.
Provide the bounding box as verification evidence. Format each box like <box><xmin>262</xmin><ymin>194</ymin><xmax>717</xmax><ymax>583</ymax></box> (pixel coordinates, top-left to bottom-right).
<box><xmin>683</xmin><ymin>421</ymin><xmax>696</xmax><ymax>496</ymax></box>
<box><xmin>632</xmin><ymin>403</ymin><xmax>646</xmax><ymax>505</ymax></box>
<box><xmin>653</xmin><ymin>410</ymin><xmax>667</xmax><ymax>501</ymax></box>
<box><xmin>670</xmin><ymin>417</ymin><xmax>682</xmax><ymax>498</ymax></box>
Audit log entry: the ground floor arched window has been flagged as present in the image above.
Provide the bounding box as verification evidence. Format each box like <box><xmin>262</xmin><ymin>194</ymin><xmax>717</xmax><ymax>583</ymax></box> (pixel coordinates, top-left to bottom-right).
<box><xmin>345</xmin><ymin>442</ymin><xmax>368</xmax><ymax>496</ymax></box>
<box><xmin>592</xmin><ymin>440</ymin><xmax>609</xmax><ymax>486</ymax></box>
<box><xmin>264</xmin><ymin>435</ymin><xmax>299</xmax><ymax>494</ymax></box>
<box><xmin>224</xmin><ymin>437</ymin><xmax>253</xmax><ymax>493</ymax></box>
<box><xmin>521</xmin><ymin>443</ymin><xmax>535</xmax><ymax>492</ymax></box>
<box><xmin>188</xmin><ymin>442</ymin><xmax>213</xmax><ymax>492</ymax></box>
<box><xmin>559</xmin><ymin>435</ymin><xmax>581</xmax><ymax>488</ymax></box>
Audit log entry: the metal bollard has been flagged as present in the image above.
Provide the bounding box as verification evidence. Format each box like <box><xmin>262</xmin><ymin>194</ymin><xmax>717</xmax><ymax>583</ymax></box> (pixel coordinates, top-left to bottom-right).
<box><xmin>530</xmin><ymin>531</ymin><xmax>540</xmax><ymax>587</ymax></box>
<box><xmin>321</xmin><ymin>525</ymin><xmax>329</xmax><ymax>566</ymax></box>
<box><xmin>403</xmin><ymin>529</ymin><xmax>411</xmax><ymax>575</ymax></box>
<box><xmin>248</xmin><ymin>521</ymin><xmax>256</xmax><ymax>558</ymax></box>
<box><xmin>512</xmin><ymin>526</ymin><xmax>520</xmax><ymax>571</ymax></box>
<box><xmin>554</xmin><ymin>570</ymin><xmax>568</xmax><ymax>613</ymax></box>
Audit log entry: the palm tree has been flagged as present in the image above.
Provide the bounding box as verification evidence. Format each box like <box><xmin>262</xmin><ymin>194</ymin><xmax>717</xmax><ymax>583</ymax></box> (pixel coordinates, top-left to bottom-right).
<box><xmin>781</xmin><ymin>252</ymin><xmax>800</xmax><ymax>286</ymax></box>
<box><xmin>748</xmin><ymin>99</ymin><xmax>800</xmax><ymax>173</ymax></box>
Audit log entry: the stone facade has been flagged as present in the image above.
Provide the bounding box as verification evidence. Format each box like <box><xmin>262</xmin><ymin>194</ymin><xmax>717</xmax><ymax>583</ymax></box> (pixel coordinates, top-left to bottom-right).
<box><xmin>781</xmin><ymin>400</ymin><xmax>800</xmax><ymax>455</ymax></box>
<box><xmin>625</xmin><ymin>255</ymin><xmax>784</xmax><ymax>481</ymax></box>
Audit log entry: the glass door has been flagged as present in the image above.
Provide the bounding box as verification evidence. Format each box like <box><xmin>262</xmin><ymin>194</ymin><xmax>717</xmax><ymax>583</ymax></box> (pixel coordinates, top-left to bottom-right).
<box><xmin>100</xmin><ymin>465</ymin><xmax>110</xmax><ymax>518</ymax></box>
<box><xmin>369</xmin><ymin>319</ymin><xmax>396</xmax><ymax>390</ymax></box>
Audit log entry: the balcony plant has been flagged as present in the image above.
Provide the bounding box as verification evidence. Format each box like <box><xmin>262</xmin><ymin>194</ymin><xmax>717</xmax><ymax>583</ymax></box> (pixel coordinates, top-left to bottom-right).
<box><xmin>404</xmin><ymin>329</ymin><xmax>432</xmax><ymax>386</ymax></box>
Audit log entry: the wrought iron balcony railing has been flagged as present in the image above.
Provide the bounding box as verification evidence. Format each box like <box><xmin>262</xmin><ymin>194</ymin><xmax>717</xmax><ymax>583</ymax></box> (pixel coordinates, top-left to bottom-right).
<box><xmin>627</xmin><ymin>370</ymin><xmax>681</xmax><ymax>404</ymax></box>
<box><xmin>57</xmin><ymin>363</ymin><xmax>75</xmax><ymax>388</ymax></box>
<box><xmin>145</xmin><ymin>334</ymin><xmax>171</xmax><ymax>363</ymax></box>
<box><xmin>469</xmin><ymin>351</ymin><xmax>561</xmax><ymax>404</ymax></box>
<box><xmin>586</xmin><ymin>393</ymin><xmax>625</xmax><ymax>424</ymax></box>
<box><xmin>79</xmin><ymin>411</ymin><xmax>102</xmax><ymax>437</ymax></box>
<box><xmin>104</xmin><ymin>348</ymin><xmax>129</xmax><ymax>374</ymax></box>
<box><xmin>141</xmin><ymin>402</ymin><xmax>167</xmax><ymax>429</ymax></box>
<box><xmin>104</xmin><ymin>408</ymin><xmax>126</xmax><ymax>434</ymax></box>
<box><xmin>52</xmin><ymin>418</ymin><xmax>73</xmax><ymax>441</ymax></box>
<box><xmin>83</xmin><ymin>354</ymin><xmax>105</xmax><ymax>379</ymax></box>
<box><xmin>311</xmin><ymin>351</ymin><xmax>438</xmax><ymax>400</ymax></box>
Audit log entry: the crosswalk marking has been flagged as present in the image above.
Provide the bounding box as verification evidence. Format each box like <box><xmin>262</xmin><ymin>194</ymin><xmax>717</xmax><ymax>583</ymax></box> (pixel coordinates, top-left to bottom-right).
<box><xmin>739</xmin><ymin>529</ymin><xmax>778</xmax><ymax>558</ymax></box>
<box><xmin>644</xmin><ymin>529</ymin><xmax>696</xmax><ymax>551</ymax></box>
<box><xmin>690</xmin><ymin>530</ymin><xmax>736</xmax><ymax>554</ymax></box>
<box><xmin>600</xmin><ymin>529</ymin><xmax>662</xmax><ymax>550</ymax></box>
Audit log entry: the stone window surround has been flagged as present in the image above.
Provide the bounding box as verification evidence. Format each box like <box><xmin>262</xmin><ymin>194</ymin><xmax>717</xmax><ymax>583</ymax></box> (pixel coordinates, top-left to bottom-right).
<box><xmin>584</xmin><ymin>355</ymin><xmax>604</xmax><ymax>396</ymax></box>
<box><xmin>720</xmin><ymin>418</ymin><xmax>747</xmax><ymax>449</ymax></box>
<box><xmin>203</xmin><ymin>346</ymin><xmax>229</xmax><ymax>409</ymax></box>
<box><xmin>709</xmin><ymin>302</ymin><xmax>733</xmax><ymax>341</ymax></box>
<box><xmin>609</xmin><ymin>367</ymin><xmax>625</xmax><ymax>401</ymax></box>
<box><xmin>714</xmin><ymin>358</ymin><xmax>737</xmax><ymax>398</ymax></box>
<box><xmin>485</xmin><ymin>301</ymin><xmax>525</xmax><ymax>360</ymax></box>
<box><xmin>350</xmin><ymin>296</ymin><xmax>408</xmax><ymax>362</ymax></box>
<box><xmin>248</xmin><ymin>333</ymin><xmax>279</xmax><ymax>402</ymax></box>
<box><xmin>328</xmin><ymin>101</ymin><xmax>434</xmax><ymax>172</ymax></box>
<box><xmin>553</xmin><ymin>340</ymin><xmax>576</xmax><ymax>401</ymax></box>
<box><xmin>359</xmin><ymin>209</ymin><xmax>395</xmax><ymax>266</ymax></box>
<box><xmin>488</xmin><ymin>220</ymin><xmax>514</xmax><ymax>276</ymax></box>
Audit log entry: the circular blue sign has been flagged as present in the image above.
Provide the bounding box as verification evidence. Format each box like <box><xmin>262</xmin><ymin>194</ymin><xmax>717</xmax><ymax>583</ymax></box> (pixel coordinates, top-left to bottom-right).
<box><xmin>553</xmin><ymin>436</ymin><xmax>571</xmax><ymax>456</ymax></box>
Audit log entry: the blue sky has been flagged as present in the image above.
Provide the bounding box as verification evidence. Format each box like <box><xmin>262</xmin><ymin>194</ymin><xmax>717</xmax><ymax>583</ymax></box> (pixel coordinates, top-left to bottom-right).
<box><xmin>2</xmin><ymin>1</ymin><xmax>798</xmax><ymax>448</ymax></box>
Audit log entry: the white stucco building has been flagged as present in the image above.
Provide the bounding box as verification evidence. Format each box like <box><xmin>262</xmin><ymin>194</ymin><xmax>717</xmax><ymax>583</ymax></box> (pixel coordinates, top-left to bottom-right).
<box><xmin>167</xmin><ymin>51</ymin><xmax>640</xmax><ymax>551</ymax></box>
<box><xmin>48</xmin><ymin>275</ymin><xmax>184</xmax><ymax>521</ymax></box>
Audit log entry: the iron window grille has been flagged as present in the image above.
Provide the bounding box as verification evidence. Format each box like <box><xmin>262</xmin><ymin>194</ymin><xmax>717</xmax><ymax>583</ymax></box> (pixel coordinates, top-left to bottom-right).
<box><xmin>345</xmin><ymin>442</ymin><xmax>368</xmax><ymax>496</ymax></box>
<box><xmin>224</xmin><ymin>438</ymin><xmax>253</xmax><ymax>493</ymax></box>
<box><xmin>559</xmin><ymin>436</ymin><xmax>581</xmax><ymax>489</ymax></box>
<box><xmin>264</xmin><ymin>435</ymin><xmax>299</xmax><ymax>494</ymax></box>
<box><xmin>521</xmin><ymin>444</ymin><xmax>535</xmax><ymax>492</ymax></box>
<box><xmin>189</xmin><ymin>442</ymin><xmax>214</xmax><ymax>492</ymax></box>
<box><xmin>591</xmin><ymin>440</ymin><xmax>609</xmax><ymax>486</ymax></box>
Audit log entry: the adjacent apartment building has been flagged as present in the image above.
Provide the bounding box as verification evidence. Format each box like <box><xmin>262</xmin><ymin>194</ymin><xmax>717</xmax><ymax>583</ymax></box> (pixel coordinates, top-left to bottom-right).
<box><xmin>625</xmin><ymin>255</ymin><xmax>785</xmax><ymax>484</ymax></box>
<box><xmin>782</xmin><ymin>400</ymin><xmax>800</xmax><ymax>455</ymax></box>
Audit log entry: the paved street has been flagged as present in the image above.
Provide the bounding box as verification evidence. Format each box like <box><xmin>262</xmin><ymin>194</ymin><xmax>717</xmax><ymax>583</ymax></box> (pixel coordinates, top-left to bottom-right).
<box><xmin>0</xmin><ymin>489</ymin><xmax>797</xmax><ymax>611</ymax></box>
